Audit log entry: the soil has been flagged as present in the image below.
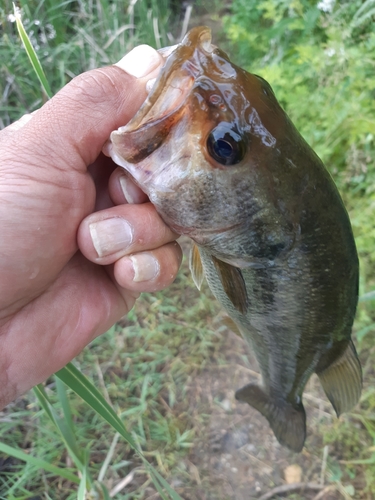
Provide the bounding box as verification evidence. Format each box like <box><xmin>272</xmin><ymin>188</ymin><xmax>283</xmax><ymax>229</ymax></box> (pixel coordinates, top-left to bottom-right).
<box><xmin>178</xmin><ymin>329</ymin><xmax>342</xmax><ymax>500</ymax></box>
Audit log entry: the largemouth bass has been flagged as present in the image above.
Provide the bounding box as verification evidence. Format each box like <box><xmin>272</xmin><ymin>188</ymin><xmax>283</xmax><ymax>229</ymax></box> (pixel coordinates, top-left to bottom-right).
<box><xmin>105</xmin><ymin>26</ymin><xmax>362</xmax><ymax>452</ymax></box>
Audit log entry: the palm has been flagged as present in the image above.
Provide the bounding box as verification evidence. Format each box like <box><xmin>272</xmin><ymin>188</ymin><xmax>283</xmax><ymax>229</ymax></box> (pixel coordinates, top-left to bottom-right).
<box><xmin>0</xmin><ymin>56</ymin><xmax>181</xmax><ymax>409</ymax></box>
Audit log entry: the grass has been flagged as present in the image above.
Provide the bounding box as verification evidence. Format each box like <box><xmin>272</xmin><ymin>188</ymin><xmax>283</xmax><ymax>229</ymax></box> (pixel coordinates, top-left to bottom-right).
<box><xmin>0</xmin><ymin>259</ymin><xmax>223</xmax><ymax>498</ymax></box>
<box><xmin>220</xmin><ymin>1</ymin><xmax>375</xmax><ymax>497</ymax></box>
<box><xmin>1</xmin><ymin>1</ymin><xmax>225</xmax><ymax>497</ymax></box>
<box><xmin>0</xmin><ymin>0</ymin><xmax>185</xmax><ymax>127</ymax></box>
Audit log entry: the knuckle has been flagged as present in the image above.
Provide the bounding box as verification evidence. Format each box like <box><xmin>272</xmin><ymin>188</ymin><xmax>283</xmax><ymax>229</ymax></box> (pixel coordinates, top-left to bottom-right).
<box><xmin>55</xmin><ymin>67</ymin><xmax>127</xmax><ymax>118</ymax></box>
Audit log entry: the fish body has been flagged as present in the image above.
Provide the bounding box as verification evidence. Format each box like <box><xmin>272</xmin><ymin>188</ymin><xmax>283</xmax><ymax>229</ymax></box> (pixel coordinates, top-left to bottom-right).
<box><xmin>105</xmin><ymin>27</ymin><xmax>362</xmax><ymax>452</ymax></box>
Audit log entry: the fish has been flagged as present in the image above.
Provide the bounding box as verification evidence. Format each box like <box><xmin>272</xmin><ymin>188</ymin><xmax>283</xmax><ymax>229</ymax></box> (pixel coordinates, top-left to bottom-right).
<box><xmin>104</xmin><ymin>26</ymin><xmax>362</xmax><ymax>452</ymax></box>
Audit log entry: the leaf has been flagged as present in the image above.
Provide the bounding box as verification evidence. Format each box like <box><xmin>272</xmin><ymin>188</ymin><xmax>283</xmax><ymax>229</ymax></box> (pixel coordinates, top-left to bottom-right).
<box><xmin>97</xmin><ymin>482</ymin><xmax>111</xmax><ymax>500</ymax></box>
<box><xmin>13</xmin><ymin>2</ymin><xmax>52</xmax><ymax>98</ymax></box>
<box><xmin>55</xmin><ymin>364</ymin><xmax>139</xmax><ymax>450</ymax></box>
<box><xmin>55</xmin><ymin>376</ymin><xmax>75</xmax><ymax>436</ymax></box>
<box><xmin>33</xmin><ymin>385</ymin><xmax>85</xmax><ymax>473</ymax></box>
<box><xmin>77</xmin><ymin>456</ymin><xmax>88</xmax><ymax>500</ymax></box>
<box><xmin>56</xmin><ymin>363</ymin><xmax>184</xmax><ymax>500</ymax></box>
<box><xmin>98</xmin><ymin>432</ymin><xmax>120</xmax><ymax>482</ymax></box>
<box><xmin>0</xmin><ymin>442</ymin><xmax>79</xmax><ymax>484</ymax></box>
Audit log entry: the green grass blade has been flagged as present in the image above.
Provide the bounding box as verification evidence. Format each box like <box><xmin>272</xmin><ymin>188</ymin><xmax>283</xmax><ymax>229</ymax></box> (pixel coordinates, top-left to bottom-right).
<box><xmin>0</xmin><ymin>442</ymin><xmax>79</xmax><ymax>484</ymax></box>
<box><xmin>32</xmin><ymin>385</ymin><xmax>54</xmax><ymax>421</ymax></box>
<box><xmin>147</xmin><ymin>469</ymin><xmax>170</xmax><ymax>500</ymax></box>
<box><xmin>98</xmin><ymin>483</ymin><xmax>111</xmax><ymax>500</ymax></box>
<box><xmin>13</xmin><ymin>3</ymin><xmax>53</xmax><ymax>99</ymax></box>
<box><xmin>98</xmin><ymin>432</ymin><xmax>120</xmax><ymax>482</ymax></box>
<box><xmin>150</xmin><ymin>468</ymin><xmax>184</xmax><ymax>500</ymax></box>
<box><xmin>55</xmin><ymin>363</ymin><xmax>139</xmax><ymax>450</ymax></box>
<box><xmin>55</xmin><ymin>376</ymin><xmax>75</xmax><ymax>434</ymax></box>
<box><xmin>77</xmin><ymin>463</ymin><xmax>87</xmax><ymax>500</ymax></box>
<box><xmin>56</xmin><ymin>363</ymin><xmax>184</xmax><ymax>500</ymax></box>
<box><xmin>33</xmin><ymin>385</ymin><xmax>84</xmax><ymax>471</ymax></box>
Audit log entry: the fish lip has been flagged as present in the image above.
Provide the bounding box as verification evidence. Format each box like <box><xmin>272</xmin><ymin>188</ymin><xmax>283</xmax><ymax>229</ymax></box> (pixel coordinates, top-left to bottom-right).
<box><xmin>157</xmin><ymin>44</ymin><xmax>179</xmax><ymax>58</ymax></box>
<box><xmin>115</xmin><ymin>30</ymin><xmax>214</xmax><ymax>138</ymax></box>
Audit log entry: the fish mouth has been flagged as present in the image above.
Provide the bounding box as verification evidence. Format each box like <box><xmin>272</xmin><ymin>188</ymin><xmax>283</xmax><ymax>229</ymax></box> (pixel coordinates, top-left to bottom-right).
<box><xmin>119</xmin><ymin>152</ymin><xmax>190</xmax><ymax>194</ymax></box>
<box><xmin>108</xmin><ymin>27</ymin><xmax>217</xmax><ymax>166</ymax></box>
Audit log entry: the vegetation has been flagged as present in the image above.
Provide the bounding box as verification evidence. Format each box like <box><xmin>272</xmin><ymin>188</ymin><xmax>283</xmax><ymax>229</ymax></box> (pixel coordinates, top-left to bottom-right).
<box><xmin>0</xmin><ymin>0</ymin><xmax>182</xmax><ymax>127</ymax></box>
<box><xmin>1</xmin><ymin>0</ymin><xmax>375</xmax><ymax>498</ymax></box>
<box><xmin>224</xmin><ymin>0</ymin><xmax>375</xmax><ymax>497</ymax></box>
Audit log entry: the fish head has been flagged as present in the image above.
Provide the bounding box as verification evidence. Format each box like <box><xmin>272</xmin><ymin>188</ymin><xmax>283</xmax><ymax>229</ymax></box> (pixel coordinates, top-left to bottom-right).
<box><xmin>106</xmin><ymin>26</ymin><xmax>297</xmax><ymax>263</ymax></box>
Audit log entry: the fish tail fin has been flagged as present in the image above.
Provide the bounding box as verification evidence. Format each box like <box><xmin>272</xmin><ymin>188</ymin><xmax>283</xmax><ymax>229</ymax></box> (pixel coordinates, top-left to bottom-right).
<box><xmin>317</xmin><ymin>340</ymin><xmax>362</xmax><ymax>416</ymax></box>
<box><xmin>235</xmin><ymin>383</ymin><xmax>306</xmax><ymax>452</ymax></box>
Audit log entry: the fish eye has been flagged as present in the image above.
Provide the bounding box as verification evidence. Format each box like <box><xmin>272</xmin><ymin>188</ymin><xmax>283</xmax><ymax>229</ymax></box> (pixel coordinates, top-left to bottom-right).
<box><xmin>207</xmin><ymin>123</ymin><xmax>246</xmax><ymax>166</ymax></box>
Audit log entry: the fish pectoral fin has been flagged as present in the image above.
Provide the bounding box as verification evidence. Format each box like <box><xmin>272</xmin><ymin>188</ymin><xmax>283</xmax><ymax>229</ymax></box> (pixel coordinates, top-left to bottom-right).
<box><xmin>316</xmin><ymin>340</ymin><xmax>362</xmax><ymax>416</ymax></box>
<box><xmin>220</xmin><ymin>316</ymin><xmax>242</xmax><ymax>337</ymax></box>
<box><xmin>235</xmin><ymin>383</ymin><xmax>306</xmax><ymax>453</ymax></box>
<box><xmin>212</xmin><ymin>256</ymin><xmax>248</xmax><ymax>314</ymax></box>
<box><xmin>189</xmin><ymin>244</ymin><xmax>204</xmax><ymax>290</ymax></box>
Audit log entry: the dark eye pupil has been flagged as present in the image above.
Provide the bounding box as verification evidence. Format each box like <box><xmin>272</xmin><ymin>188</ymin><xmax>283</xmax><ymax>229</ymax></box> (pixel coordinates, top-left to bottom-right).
<box><xmin>214</xmin><ymin>139</ymin><xmax>233</xmax><ymax>158</ymax></box>
<box><xmin>207</xmin><ymin>123</ymin><xmax>245</xmax><ymax>166</ymax></box>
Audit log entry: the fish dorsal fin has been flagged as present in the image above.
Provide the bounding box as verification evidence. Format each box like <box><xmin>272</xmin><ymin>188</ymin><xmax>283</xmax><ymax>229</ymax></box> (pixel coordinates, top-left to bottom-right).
<box><xmin>235</xmin><ymin>383</ymin><xmax>306</xmax><ymax>452</ymax></box>
<box><xmin>189</xmin><ymin>244</ymin><xmax>204</xmax><ymax>290</ymax></box>
<box><xmin>221</xmin><ymin>316</ymin><xmax>242</xmax><ymax>337</ymax></box>
<box><xmin>317</xmin><ymin>340</ymin><xmax>362</xmax><ymax>416</ymax></box>
<box><xmin>212</xmin><ymin>256</ymin><xmax>248</xmax><ymax>314</ymax></box>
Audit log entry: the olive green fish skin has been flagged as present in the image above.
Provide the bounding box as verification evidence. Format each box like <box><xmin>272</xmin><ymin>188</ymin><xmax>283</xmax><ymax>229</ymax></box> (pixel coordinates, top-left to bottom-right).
<box><xmin>107</xmin><ymin>27</ymin><xmax>360</xmax><ymax>451</ymax></box>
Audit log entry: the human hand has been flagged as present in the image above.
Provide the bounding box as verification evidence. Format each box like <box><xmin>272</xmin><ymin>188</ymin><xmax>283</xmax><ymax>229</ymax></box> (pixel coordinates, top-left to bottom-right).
<box><xmin>0</xmin><ymin>45</ymin><xmax>182</xmax><ymax>408</ymax></box>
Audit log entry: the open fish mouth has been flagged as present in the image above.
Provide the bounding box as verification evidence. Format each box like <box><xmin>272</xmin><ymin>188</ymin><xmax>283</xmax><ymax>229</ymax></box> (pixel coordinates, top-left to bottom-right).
<box><xmin>107</xmin><ymin>29</ymin><xmax>215</xmax><ymax>166</ymax></box>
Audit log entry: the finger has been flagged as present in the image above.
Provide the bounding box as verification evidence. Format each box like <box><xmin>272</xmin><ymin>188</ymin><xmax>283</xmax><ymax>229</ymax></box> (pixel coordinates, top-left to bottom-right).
<box><xmin>77</xmin><ymin>202</ymin><xmax>178</xmax><ymax>265</ymax></box>
<box><xmin>113</xmin><ymin>241</ymin><xmax>182</xmax><ymax>293</ymax></box>
<box><xmin>86</xmin><ymin>153</ymin><xmax>116</xmax><ymax>211</ymax></box>
<box><xmin>109</xmin><ymin>167</ymin><xmax>149</xmax><ymax>205</ymax></box>
<box><xmin>6</xmin><ymin>45</ymin><xmax>164</xmax><ymax>171</ymax></box>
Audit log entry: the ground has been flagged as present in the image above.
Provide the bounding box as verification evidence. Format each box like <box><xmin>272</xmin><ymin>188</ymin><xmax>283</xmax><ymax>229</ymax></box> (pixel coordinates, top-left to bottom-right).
<box><xmin>0</xmin><ymin>247</ymin><xmax>366</xmax><ymax>500</ymax></box>
<box><xmin>178</xmin><ymin>332</ymin><xmax>342</xmax><ymax>500</ymax></box>
<box><xmin>158</xmin><ymin>241</ymin><xmax>364</xmax><ymax>500</ymax></box>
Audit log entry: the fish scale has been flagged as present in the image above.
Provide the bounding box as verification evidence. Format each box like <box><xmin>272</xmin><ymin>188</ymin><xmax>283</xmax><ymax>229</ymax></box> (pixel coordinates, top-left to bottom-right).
<box><xmin>105</xmin><ymin>26</ymin><xmax>362</xmax><ymax>452</ymax></box>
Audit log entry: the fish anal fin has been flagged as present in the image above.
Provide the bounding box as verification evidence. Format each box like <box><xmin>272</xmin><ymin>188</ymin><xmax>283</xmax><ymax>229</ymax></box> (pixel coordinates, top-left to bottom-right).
<box><xmin>235</xmin><ymin>383</ymin><xmax>306</xmax><ymax>453</ymax></box>
<box><xmin>317</xmin><ymin>340</ymin><xmax>362</xmax><ymax>416</ymax></box>
<box><xmin>189</xmin><ymin>244</ymin><xmax>204</xmax><ymax>290</ymax></box>
<box><xmin>212</xmin><ymin>256</ymin><xmax>248</xmax><ymax>314</ymax></box>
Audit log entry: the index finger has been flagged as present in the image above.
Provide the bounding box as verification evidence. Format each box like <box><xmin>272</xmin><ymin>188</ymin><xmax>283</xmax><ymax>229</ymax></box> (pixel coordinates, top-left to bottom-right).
<box><xmin>6</xmin><ymin>45</ymin><xmax>164</xmax><ymax>171</ymax></box>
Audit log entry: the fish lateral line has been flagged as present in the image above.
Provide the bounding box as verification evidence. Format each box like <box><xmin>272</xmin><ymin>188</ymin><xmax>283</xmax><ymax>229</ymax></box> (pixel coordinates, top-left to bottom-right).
<box><xmin>107</xmin><ymin>25</ymin><xmax>361</xmax><ymax>453</ymax></box>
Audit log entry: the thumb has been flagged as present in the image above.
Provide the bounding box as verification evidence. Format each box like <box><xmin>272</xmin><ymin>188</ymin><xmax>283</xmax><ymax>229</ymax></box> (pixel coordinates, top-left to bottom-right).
<box><xmin>11</xmin><ymin>45</ymin><xmax>164</xmax><ymax>169</ymax></box>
